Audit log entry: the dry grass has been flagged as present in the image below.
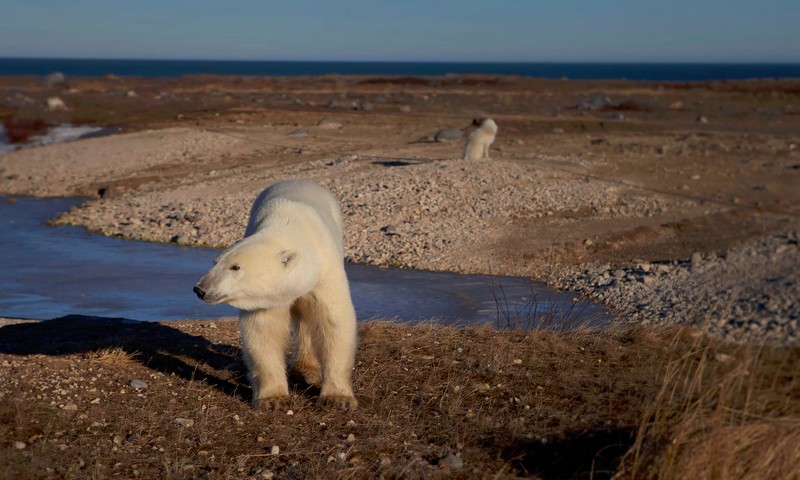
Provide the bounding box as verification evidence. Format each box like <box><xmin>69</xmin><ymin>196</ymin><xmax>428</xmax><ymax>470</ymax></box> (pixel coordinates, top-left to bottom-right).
<box><xmin>0</xmin><ymin>316</ymin><xmax>797</xmax><ymax>479</ymax></box>
<box><xmin>618</xmin><ymin>334</ymin><xmax>800</xmax><ymax>480</ymax></box>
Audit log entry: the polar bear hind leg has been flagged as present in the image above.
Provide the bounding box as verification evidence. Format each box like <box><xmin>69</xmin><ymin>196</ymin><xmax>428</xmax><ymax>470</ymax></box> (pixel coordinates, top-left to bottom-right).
<box><xmin>290</xmin><ymin>311</ymin><xmax>323</xmax><ymax>386</ymax></box>
<box><xmin>239</xmin><ymin>308</ymin><xmax>292</xmax><ymax>409</ymax></box>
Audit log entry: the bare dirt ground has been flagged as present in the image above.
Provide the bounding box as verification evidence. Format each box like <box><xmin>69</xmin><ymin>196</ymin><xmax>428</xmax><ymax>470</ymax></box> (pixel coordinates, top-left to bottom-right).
<box><xmin>1</xmin><ymin>74</ymin><xmax>799</xmax><ymax>478</ymax></box>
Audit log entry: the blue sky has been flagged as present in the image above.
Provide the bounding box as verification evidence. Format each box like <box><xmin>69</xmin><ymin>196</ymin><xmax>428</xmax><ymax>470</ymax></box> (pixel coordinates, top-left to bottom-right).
<box><xmin>0</xmin><ymin>0</ymin><xmax>797</xmax><ymax>62</ymax></box>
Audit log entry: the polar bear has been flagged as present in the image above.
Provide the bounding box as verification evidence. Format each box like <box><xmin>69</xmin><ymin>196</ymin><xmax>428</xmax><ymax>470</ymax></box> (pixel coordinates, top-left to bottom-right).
<box><xmin>462</xmin><ymin>118</ymin><xmax>498</xmax><ymax>161</ymax></box>
<box><xmin>194</xmin><ymin>180</ymin><xmax>358</xmax><ymax>410</ymax></box>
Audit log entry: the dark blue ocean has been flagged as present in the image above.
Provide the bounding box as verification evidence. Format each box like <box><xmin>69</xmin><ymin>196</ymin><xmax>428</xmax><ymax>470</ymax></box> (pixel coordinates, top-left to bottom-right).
<box><xmin>1</xmin><ymin>58</ymin><xmax>799</xmax><ymax>81</ymax></box>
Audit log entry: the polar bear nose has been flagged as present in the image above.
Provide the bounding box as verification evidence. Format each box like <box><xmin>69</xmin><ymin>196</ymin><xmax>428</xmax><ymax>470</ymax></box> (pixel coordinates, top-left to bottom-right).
<box><xmin>193</xmin><ymin>285</ymin><xmax>206</xmax><ymax>300</ymax></box>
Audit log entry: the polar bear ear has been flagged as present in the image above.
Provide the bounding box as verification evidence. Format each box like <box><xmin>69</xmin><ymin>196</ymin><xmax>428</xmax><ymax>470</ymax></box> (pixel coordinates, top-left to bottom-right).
<box><xmin>279</xmin><ymin>250</ymin><xmax>299</xmax><ymax>268</ymax></box>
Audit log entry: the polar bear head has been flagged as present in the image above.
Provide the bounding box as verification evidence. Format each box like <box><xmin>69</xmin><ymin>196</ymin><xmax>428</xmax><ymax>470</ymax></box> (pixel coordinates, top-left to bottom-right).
<box><xmin>194</xmin><ymin>234</ymin><xmax>320</xmax><ymax>311</ymax></box>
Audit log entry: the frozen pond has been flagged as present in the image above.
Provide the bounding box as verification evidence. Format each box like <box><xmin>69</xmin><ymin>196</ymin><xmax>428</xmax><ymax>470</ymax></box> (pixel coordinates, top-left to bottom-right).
<box><xmin>0</xmin><ymin>196</ymin><xmax>610</xmax><ymax>328</ymax></box>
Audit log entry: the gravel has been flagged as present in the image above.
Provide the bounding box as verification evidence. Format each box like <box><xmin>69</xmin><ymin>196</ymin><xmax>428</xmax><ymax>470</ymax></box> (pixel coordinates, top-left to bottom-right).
<box><xmin>554</xmin><ymin>229</ymin><xmax>800</xmax><ymax>346</ymax></box>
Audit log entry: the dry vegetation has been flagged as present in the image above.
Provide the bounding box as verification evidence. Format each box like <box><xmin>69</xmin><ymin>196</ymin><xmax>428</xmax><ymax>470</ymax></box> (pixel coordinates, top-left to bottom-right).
<box><xmin>1</xmin><ymin>316</ymin><xmax>797</xmax><ymax>479</ymax></box>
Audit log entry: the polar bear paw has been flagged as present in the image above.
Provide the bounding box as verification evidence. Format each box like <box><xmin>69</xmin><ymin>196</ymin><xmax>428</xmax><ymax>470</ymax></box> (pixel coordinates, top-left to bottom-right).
<box><xmin>319</xmin><ymin>394</ymin><xmax>358</xmax><ymax>410</ymax></box>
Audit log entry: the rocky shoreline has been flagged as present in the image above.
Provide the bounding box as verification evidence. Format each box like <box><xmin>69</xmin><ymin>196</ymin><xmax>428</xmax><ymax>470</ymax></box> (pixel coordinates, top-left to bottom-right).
<box><xmin>1</xmin><ymin>75</ymin><xmax>798</xmax><ymax>345</ymax></box>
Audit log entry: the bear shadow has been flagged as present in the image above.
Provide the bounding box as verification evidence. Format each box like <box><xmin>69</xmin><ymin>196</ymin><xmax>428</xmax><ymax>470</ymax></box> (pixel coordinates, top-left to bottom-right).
<box><xmin>486</xmin><ymin>427</ymin><xmax>636</xmax><ymax>480</ymax></box>
<box><xmin>0</xmin><ymin>315</ymin><xmax>320</xmax><ymax>404</ymax></box>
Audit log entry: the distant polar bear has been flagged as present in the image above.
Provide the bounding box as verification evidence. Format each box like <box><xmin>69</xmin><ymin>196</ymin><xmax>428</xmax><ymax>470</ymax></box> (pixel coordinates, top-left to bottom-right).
<box><xmin>194</xmin><ymin>180</ymin><xmax>358</xmax><ymax>410</ymax></box>
<box><xmin>462</xmin><ymin>118</ymin><xmax>498</xmax><ymax>160</ymax></box>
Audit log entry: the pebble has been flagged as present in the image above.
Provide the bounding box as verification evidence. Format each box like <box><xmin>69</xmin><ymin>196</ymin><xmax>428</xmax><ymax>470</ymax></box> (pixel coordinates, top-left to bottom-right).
<box><xmin>130</xmin><ymin>379</ymin><xmax>148</xmax><ymax>390</ymax></box>
<box><xmin>271</xmin><ymin>445</ymin><xmax>280</xmax><ymax>455</ymax></box>
<box><xmin>174</xmin><ymin>418</ymin><xmax>194</xmax><ymax>428</ymax></box>
<box><xmin>439</xmin><ymin>453</ymin><xmax>463</xmax><ymax>470</ymax></box>
<box><xmin>317</xmin><ymin>118</ymin><xmax>344</xmax><ymax>129</ymax></box>
<box><xmin>287</xmin><ymin>128</ymin><xmax>308</xmax><ymax>137</ymax></box>
<box><xmin>14</xmin><ymin>441</ymin><xmax>26</xmax><ymax>450</ymax></box>
<box><xmin>44</xmin><ymin>71</ymin><xmax>66</xmax><ymax>87</ymax></box>
<box><xmin>346</xmin><ymin>433</ymin><xmax>356</xmax><ymax>444</ymax></box>
<box><xmin>434</xmin><ymin>128</ymin><xmax>463</xmax><ymax>143</ymax></box>
<box><xmin>47</xmin><ymin>97</ymin><xmax>67</xmax><ymax>111</ymax></box>
<box><xmin>690</xmin><ymin>252</ymin><xmax>702</xmax><ymax>267</ymax></box>
<box><xmin>63</xmin><ymin>403</ymin><xmax>78</xmax><ymax>411</ymax></box>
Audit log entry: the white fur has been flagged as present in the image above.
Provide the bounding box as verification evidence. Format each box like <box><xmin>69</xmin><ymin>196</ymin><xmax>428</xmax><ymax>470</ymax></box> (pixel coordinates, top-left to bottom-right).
<box><xmin>462</xmin><ymin>118</ymin><xmax>498</xmax><ymax>161</ymax></box>
<box><xmin>195</xmin><ymin>180</ymin><xmax>358</xmax><ymax>409</ymax></box>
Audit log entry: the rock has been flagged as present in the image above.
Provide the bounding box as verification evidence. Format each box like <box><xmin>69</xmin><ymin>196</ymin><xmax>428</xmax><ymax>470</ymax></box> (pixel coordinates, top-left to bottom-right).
<box><xmin>63</xmin><ymin>403</ymin><xmax>78</xmax><ymax>411</ymax></box>
<box><xmin>317</xmin><ymin>118</ymin><xmax>344</xmax><ymax>129</ymax></box>
<box><xmin>174</xmin><ymin>418</ymin><xmax>194</xmax><ymax>428</ymax></box>
<box><xmin>130</xmin><ymin>379</ymin><xmax>148</xmax><ymax>390</ymax></box>
<box><xmin>346</xmin><ymin>433</ymin><xmax>355</xmax><ymax>444</ymax></box>
<box><xmin>126</xmin><ymin>90</ymin><xmax>137</xmax><ymax>98</ymax></box>
<box><xmin>696</xmin><ymin>115</ymin><xmax>709</xmax><ymax>124</ymax></box>
<box><xmin>690</xmin><ymin>252</ymin><xmax>702</xmax><ymax>267</ymax></box>
<box><xmin>613</xmin><ymin>269</ymin><xmax>627</xmax><ymax>279</ymax></box>
<box><xmin>380</xmin><ymin>225</ymin><xmax>397</xmax><ymax>235</ymax></box>
<box><xmin>438</xmin><ymin>453</ymin><xmax>463</xmax><ymax>470</ymax></box>
<box><xmin>355</xmin><ymin>100</ymin><xmax>373</xmax><ymax>111</ymax></box>
<box><xmin>287</xmin><ymin>128</ymin><xmax>308</xmax><ymax>137</ymax></box>
<box><xmin>170</xmin><ymin>234</ymin><xmax>189</xmax><ymax>244</ymax></box>
<box><xmin>399</xmin><ymin>105</ymin><xmax>411</xmax><ymax>113</ymax></box>
<box><xmin>669</xmin><ymin>101</ymin><xmax>684</xmax><ymax>110</ymax></box>
<box><xmin>14</xmin><ymin>441</ymin><xmax>26</xmax><ymax>450</ymax></box>
<box><xmin>271</xmin><ymin>445</ymin><xmax>280</xmax><ymax>455</ymax></box>
<box><xmin>579</xmin><ymin>92</ymin><xmax>613</xmax><ymax>111</ymax></box>
<box><xmin>434</xmin><ymin>128</ymin><xmax>463</xmax><ymax>143</ymax></box>
<box><xmin>606</xmin><ymin>113</ymin><xmax>626</xmax><ymax>121</ymax></box>
<box><xmin>44</xmin><ymin>72</ymin><xmax>66</xmax><ymax>87</ymax></box>
<box><xmin>334</xmin><ymin>452</ymin><xmax>346</xmax><ymax>462</ymax></box>
<box><xmin>46</xmin><ymin>97</ymin><xmax>68</xmax><ymax>111</ymax></box>
<box><xmin>552</xmin><ymin>128</ymin><xmax>565</xmax><ymax>134</ymax></box>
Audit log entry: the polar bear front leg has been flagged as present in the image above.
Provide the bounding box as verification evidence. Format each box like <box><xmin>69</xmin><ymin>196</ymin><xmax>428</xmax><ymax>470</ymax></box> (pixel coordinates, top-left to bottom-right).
<box><xmin>239</xmin><ymin>308</ymin><xmax>291</xmax><ymax>409</ymax></box>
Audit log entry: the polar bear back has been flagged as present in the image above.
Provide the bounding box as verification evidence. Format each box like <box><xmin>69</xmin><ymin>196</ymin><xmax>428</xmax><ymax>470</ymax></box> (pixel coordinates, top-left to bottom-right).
<box><xmin>245</xmin><ymin>180</ymin><xmax>344</xmax><ymax>255</ymax></box>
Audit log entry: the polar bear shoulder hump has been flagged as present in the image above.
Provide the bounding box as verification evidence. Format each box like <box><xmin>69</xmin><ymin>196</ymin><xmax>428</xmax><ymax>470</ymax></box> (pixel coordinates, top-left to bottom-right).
<box><xmin>247</xmin><ymin>180</ymin><xmax>343</xmax><ymax>240</ymax></box>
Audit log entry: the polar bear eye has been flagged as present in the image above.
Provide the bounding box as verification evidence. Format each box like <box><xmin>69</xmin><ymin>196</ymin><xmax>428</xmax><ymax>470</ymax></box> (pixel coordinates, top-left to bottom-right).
<box><xmin>229</xmin><ymin>264</ymin><xmax>241</xmax><ymax>272</ymax></box>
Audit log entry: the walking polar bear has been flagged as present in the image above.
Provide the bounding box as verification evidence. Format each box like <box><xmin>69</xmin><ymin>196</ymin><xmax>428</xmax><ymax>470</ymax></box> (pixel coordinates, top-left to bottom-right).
<box><xmin>194</xmin><ymin>180</ymin><xmax>358</xmax><ymax>410</ymax></box>
<box><xmin>462</xmin><ymin>118</ymin><xmax>498</xmax><ymax>161</ymax></box>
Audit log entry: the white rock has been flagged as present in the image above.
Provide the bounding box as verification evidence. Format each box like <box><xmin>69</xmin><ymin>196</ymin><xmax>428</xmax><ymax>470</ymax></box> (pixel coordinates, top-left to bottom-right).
<box><xmin>46</xmin><ymin>97</ymin><xmax>68</xmax><ymax>111</ymax></box>
<box><xmin>130</xmin><ymin>379</ymin><xmax>148</xmax><ymax>390</ymax></box>
<box><xmin>439</xmin><ymin>453</ymin><xmax>463</xmax><ymax>469</ymax></box>
<box><xmin>175</xmin><ymin>418</ymin><xmax>194</xmax><ymax>427</ymax></box>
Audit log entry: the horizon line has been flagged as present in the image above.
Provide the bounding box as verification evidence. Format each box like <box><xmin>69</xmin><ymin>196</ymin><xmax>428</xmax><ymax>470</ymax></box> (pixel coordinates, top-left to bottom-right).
<box><xmin>1</xmin><ymin>56</ymin><xmax>799</xmax><ymax>65</ymax></box>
